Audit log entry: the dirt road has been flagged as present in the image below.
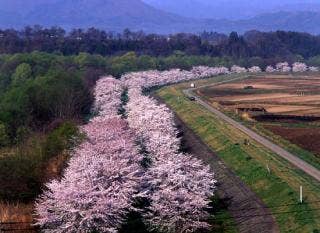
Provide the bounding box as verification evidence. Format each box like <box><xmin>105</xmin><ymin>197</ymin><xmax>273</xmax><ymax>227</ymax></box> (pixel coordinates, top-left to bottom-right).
<box><xmin>183</xmin><ymin>87</ymin><xmax>320</xmax><ymax>182</ymax></box>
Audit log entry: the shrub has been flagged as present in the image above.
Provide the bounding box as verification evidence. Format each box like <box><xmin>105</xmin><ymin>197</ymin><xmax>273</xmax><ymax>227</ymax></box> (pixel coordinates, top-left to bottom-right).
<box><xmin>0</xmin><ymin>122</ymin><xmax>81</xmax><ymax>202</ymax></box>
<box><xmin>11</xmin><ymin>63</ymin><xmax>32</xmax><ymax>86</ymax></box>
<box><xmin>0</xmin><ymin>148</ymin><xmax>43</xmax><ymax>201</ymax></box>
<box><xmin>44</xmin><ymin>121</ymin><xmax>82</xmax><ymax>159</ymax></box>
<box><xmin>0</xmin><ymin>123</ymin><xmax>9</xmax><ymax>147</ymax></box>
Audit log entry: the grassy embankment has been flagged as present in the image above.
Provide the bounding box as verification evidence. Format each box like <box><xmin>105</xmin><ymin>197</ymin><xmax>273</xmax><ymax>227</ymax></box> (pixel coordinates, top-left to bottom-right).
<box><xmin>157</xmin><ymin>74</ymin><xmax>320</xmax><ymax>233</ymax></box>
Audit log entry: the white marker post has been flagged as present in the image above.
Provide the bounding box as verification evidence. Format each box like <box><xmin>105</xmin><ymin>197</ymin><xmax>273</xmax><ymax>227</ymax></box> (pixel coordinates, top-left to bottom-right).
<box><xmin>266</xmin><ymin>164</ymin><xmax>270</xmax><ymax>174</ymax></box>
<box><xmin>300</xmin><ymin>186</ymin><xmax>303</xmax><ymax>204</ymax></box>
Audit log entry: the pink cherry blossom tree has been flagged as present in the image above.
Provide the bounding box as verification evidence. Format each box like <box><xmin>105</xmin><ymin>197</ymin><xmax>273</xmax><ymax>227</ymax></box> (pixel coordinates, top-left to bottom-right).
<box><xmin>231</xmin><ymin>65</ymin><xmax>247</xmax><ymax>73</ymax></box>
<box><xmin>265</xmin><ymin>65</ymin><xmax>276</xmax><ymax>73</ymax></box>
<box><xmin>276</xmin><ymin>62</ymin><xmax>291</xmax><ymax>72</ymax></box>
<box><xmin>93</xmin><ymin>76</ymin><xmax>123</xmax><ymax>119</ymax></box>
<box><xmin>191</xmin><ymin>66</ymin><xmax>229</xmax><ymax>78</ymax></box>
<box><xmin>292</xmin><ymin>62</ymin><xmax>308</xmax><ymax>72</ymax></box>
<box><xmin>248</xmin><ymin>66</ymin><xmax>262</xmax><ymax>73</ymax></box>
<box><xmin>144</xmin><ymin>153</ymin><xmax>215</xmax><ymax>233</ymax></box>
<box><xmin>126</xmin><ymin>88</ymin><xmax>180</xmax><ymax>157</ymax></box>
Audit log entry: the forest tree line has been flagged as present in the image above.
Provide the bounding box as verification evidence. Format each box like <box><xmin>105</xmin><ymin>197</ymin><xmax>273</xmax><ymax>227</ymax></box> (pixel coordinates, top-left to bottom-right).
<box><xmin>2</xmin><ymin>26</ymin><xmax>320</xmax><ymax>63</ymax></box>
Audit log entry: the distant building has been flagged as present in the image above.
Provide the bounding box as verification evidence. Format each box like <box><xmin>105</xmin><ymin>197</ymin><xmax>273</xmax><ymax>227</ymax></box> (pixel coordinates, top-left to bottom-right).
<box><xmin>191</xmin><ymin>83</ymin><xmax>195</xmax><ymax>88</ymax></box>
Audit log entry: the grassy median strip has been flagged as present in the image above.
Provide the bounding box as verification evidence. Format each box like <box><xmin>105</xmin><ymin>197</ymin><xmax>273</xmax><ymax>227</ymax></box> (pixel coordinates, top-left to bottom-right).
<box><xmin>157</xmin><ymin>79</ymin><xmax>320</xmax><ymax>233</ymax></box>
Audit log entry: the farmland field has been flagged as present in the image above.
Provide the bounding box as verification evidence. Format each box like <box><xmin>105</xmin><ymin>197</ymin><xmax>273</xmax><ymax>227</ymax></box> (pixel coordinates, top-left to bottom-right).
<box><xmin>197</xmin><ymin>74</ymin><xmax>320</xmax><ymax>159</ymax></box>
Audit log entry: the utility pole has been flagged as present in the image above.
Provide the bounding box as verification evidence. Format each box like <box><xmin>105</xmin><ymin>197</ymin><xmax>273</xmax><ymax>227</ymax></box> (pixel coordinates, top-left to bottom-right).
<box><xmin>300</xmin><ymin>186</ymin><xmax>303</xmax><ymax>204</ymax></box>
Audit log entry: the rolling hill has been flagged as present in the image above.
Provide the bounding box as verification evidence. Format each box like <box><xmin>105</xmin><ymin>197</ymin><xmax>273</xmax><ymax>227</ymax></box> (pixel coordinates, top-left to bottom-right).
<box><xmin>0</xmin><ymin>0</ymin><xmax>196</xmax><ymax>33</ymax></box>
<box><xmin>143</xmin><ymin>0</ymin><xmax>320</xmax><ymax>20</ymax></box>
<box><xmin>1</xmin><ymin>0</ymin><xmax>320</xmax><ymax>34</ymax></box>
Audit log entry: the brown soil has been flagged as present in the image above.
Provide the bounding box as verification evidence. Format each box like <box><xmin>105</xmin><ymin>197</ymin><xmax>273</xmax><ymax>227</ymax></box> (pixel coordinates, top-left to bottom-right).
<box><xmin>198</xmin><ymin>75</ymin><xmax>320</xmax><ymax>118</ymax></box>
<box><xmin>265</xmin><ymin>105</ymin><xmax>317</xmax><ymax>114</ymax></box>
<box><xmin>264</xmin><ymin>125</ymin><xmax>320</xmax><ymax>156</ymax></box>
<box><xmin>215</xmin><ymin>93</ymin><xmax>296</xmax><ymax>102</ymax></box>
<box><xmin>216</xmin><ymin>77</ymin><xmax>320</xmax><ymax>91</ymax></box>
<box><xmin>253</xmin><ymin>114</ymin><xmax>320</xmax><ymax>123</ymax></box>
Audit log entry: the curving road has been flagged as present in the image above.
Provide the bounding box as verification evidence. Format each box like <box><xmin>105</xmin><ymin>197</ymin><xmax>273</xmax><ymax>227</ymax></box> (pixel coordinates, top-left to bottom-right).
<box><xmin>183</xmin><ymin>84</ymin><xmax>320</xmax><ymax>182</ymax></box>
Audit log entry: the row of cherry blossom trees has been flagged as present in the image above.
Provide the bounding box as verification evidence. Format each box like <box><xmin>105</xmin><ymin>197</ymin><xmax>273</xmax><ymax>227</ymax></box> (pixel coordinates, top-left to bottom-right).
<box><xmin>125</xmin><ymin>86</ymin><xmax>215</xmax><ymax>233</ymax></box>
<box><xmin>93</xmin><ymin>76</ymin><xmax>123</xmax><ymax>119</ymax></box>
<box><xmin>121</xmin><ymin>64</ymin><xmax>319</xmax><ymax>88</ymax></box>
<box><xmin>121</xmin><ymin>67</ymin><xmax>231</xmax><ymax>88</ymax></box>
<box><xmin>266</xmin><ymin>62</ymin><xmax>319</xmax><ymax>73</ymax></box>
<box><xmin>36</xmin><ymin>77</ymin><xmax>144</xmax><ymax>232</ymax></box>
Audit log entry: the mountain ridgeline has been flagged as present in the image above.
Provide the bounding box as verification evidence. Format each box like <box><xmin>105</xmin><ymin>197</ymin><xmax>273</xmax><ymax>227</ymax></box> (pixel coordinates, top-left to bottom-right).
<box><xmin>143</xmin><ymin>0</ymin><xmax>320</xmax><ymax>20</ymax></box>
<box><xmin>1</xmin><ymin>0</ymin><xmax>320</xmax><ymax>34</ymax></box>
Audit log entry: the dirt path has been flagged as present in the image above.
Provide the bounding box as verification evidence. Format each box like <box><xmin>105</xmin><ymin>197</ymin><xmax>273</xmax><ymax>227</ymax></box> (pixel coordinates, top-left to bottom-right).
<box><xmin>183</xmin><ymin>88</ymin><xmax>320</xmax><ymax>182</ymax></box>
<box><xmin>154</xmin><ymin>94</ymin><xmax>279</xmax><ymax>233</ymax></box>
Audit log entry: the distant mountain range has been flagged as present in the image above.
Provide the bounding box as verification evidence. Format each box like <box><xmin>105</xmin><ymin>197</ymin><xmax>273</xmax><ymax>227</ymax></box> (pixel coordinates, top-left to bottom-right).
<box><xmin>1</xmin><ymin>0</ymin><xmax>320</xmax><ymax>34</ymax></box>
<box><xmin>143</xmin><ymin>0</ymin><xmax>320</xmax><ymax>20</ymax></box>
<box><xmin>0</xmin><ymin>0</ymin><xmax>193</xmax><ymax>33</ymax></box>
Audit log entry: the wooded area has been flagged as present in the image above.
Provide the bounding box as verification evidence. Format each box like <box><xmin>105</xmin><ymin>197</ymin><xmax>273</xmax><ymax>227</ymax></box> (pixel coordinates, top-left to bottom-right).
<box><xmin>1</xmin><ymin>27</ymin><xmax>320</xmax><ymax>64</ymax></box>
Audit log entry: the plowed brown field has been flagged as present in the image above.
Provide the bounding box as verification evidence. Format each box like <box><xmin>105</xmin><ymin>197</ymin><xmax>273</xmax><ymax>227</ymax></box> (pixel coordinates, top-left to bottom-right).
<box><xmin>198</xmin><ymin>75</ymin><xmax>320</xmax><ymax>118</ymax></box>
<box><xmin>264</xmin><ymin>125</ymin><xmax>320</xmax><ymax>156</ymax></box>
